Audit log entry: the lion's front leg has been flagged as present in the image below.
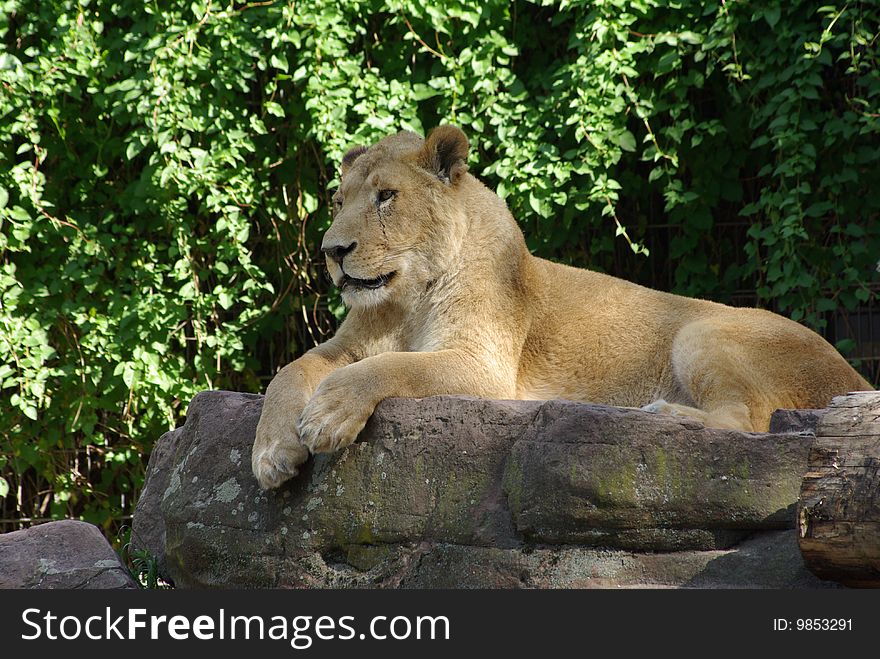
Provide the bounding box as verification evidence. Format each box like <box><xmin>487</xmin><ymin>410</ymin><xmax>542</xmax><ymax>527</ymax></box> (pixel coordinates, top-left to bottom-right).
<box><xmin>252</xmin><ymin>363</ymin><xmax>312</xmax><ymax>490</ymax></box>
<box><xmin>252</xmin><ymin>348</ymin><xmax>354</xmax><ymax>489</ymax></box>
<box><xmin>299</xmin><ymin>349</ymin><xmax>515</xmax><ymax>453</ymax></box>
<box><xmin>298</xmin><ymin>366</ymin><xmax>380</xmax><ymax>453</ymax></box>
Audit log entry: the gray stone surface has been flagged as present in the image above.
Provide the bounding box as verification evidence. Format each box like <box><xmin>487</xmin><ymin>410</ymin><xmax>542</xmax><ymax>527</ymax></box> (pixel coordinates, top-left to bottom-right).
<box><xmin>131</xmin><ymin>425</ymin><xmax>184</xmax><ymax>579</ymax></box>
<box><xmin>504</xmin><ymin>401</ymin><xmax>814</xmax><ymax>549</ymax></box>
<box><xmin>0</xmin><ymin>520</ymin><xmax>137</xmax><ymax>589</ymax></box>
<box><xmin>395</xmin><ymin>531</ymin><xmax>833</xmax><ymax>589</ymax></box>
<box><xmin>132</xmin><ymin>390</ymin><xmax>833</xmax><ymax>589</ymax></box>
<box><xmin>769</xmin><ymin>407</ymin><xmax>823</xmax><ymax>434</ymax></box>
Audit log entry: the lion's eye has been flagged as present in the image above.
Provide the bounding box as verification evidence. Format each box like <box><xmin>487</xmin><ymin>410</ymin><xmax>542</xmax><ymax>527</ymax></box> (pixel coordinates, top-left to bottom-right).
<box><xmin>333</xmin><ymin>196</ymin><xmax>343</xmax><ymax>210</ymax></box>
<box><xmin>377</xmin><ymin>189</ymin><xmax>396</xmax><ymax>204</ymax></box>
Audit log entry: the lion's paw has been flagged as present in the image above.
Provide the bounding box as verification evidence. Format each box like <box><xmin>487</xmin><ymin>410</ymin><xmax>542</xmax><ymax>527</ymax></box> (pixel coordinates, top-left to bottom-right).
<box><xmin>641</xmin><ymin>399</ymin><xmax>674</xmax><ymax>415</ymax></box>
<box><xmin>298</xmin><ymin>379</ymin><xmax>374</xmax><ymax>454</ymax></box>
<box><xmin>252</xmin><ymin>428</ymin><xmax>310</xmax><ymax>490</ymax></box>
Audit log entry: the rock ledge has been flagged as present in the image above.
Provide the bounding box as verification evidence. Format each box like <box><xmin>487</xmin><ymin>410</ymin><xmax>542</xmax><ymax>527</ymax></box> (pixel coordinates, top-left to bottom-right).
<box><xmin>132</xmin><ymin>391</ymin><xmax>832</xmax><ymax>589</ymax></box>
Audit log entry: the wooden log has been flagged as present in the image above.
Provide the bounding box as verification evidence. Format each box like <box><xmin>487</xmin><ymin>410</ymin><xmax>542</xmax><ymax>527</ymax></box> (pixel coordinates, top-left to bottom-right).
<box><xmin>798</xmin><ymin>390</ymin><xmax>880</xmax><ymax>587</ymax></box>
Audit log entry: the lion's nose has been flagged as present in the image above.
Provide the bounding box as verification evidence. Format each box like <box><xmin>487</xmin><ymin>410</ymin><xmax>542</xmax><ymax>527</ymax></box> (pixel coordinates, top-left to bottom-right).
<box><xmin>321</xmin><ymin>241</ymin><xmax>357</xmax><ymax>263</ymax></box>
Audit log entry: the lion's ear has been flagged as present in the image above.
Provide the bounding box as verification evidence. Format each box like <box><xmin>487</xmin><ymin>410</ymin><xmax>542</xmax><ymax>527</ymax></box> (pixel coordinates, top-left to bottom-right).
<box><xmin>419</xmin><ymin>125</ymin><xmax>469</xmax><ymax>185</ymax></box>
<box><xmin>340</xmin><ymin>145</ymin><xmax>368</xmax><ymax>177</ymax></box>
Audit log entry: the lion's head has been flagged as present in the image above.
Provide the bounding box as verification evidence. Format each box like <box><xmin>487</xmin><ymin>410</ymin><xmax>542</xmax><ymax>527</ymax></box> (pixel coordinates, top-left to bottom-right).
<box><xmin>322</xmin><ymin>125</ymin><xmax>470</xmax><ymax>308</ymax></box>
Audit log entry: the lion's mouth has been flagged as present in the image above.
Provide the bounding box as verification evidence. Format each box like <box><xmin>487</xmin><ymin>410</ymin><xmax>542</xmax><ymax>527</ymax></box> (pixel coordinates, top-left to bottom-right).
<box><xmin>340</xmin><ymin>271</ymin><xmax>397</xmax><ymax>291</ymax></box>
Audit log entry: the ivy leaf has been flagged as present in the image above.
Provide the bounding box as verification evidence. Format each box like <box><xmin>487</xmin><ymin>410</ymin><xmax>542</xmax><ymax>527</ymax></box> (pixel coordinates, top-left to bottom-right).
<box><xmin>617</xmin><ymin>130</ymin><xmax>637</xmax><ymax>152</ymax></box>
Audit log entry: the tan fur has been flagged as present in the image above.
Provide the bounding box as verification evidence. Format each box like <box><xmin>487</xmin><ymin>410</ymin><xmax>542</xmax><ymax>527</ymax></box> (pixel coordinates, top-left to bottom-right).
<box><xmin>252</xmin><ymin>125</ymin><xmax>872</xmax><ymax>490</ymax></box>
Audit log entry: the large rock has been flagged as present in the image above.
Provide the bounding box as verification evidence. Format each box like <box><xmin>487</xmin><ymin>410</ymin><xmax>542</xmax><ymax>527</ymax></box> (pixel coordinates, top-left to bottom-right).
<box><xmin>0</xmin><ymin>520</ymin><xmax>137</xmax><ymax>589</ymax></box>
<box><xmin>133</xmin><ymin>391</ymin><xmax>833</xmax><ymax>588</ymax></box>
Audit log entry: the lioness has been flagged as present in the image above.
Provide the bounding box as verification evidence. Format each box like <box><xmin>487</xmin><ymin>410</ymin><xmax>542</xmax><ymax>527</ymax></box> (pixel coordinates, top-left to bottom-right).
<box><xmin>252</xmin><ymin>125</ymin><xmax>871</xmax><ymax>490</ymax></box>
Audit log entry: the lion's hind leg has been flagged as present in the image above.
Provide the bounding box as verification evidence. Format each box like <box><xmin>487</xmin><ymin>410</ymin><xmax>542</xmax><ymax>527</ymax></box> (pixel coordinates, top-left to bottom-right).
<box><xmin>641</xmin><ymin>316</ymin><xmax>778</xmax><ymax>433</ymax></box>
<box><xmin>641</xmin><ymin>399</ymin><xmax>755</xmax><ymax>431</ymax></box>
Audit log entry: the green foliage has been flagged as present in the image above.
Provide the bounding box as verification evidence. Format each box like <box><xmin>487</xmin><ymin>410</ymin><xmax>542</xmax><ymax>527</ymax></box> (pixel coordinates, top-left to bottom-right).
<box><xmin>119</xmin><ymin>526</ymin><xmax>171</xmax><ymax>588</ymax></box>
<box><xmin>127</xmin><ymin>548</ymin><xmax>170</xmax><ymax>589</ymax></box>
<box><xmin>1</xmin><ymin>0</ymin><xmax>878</xmax><ymax>532</ymax></box>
